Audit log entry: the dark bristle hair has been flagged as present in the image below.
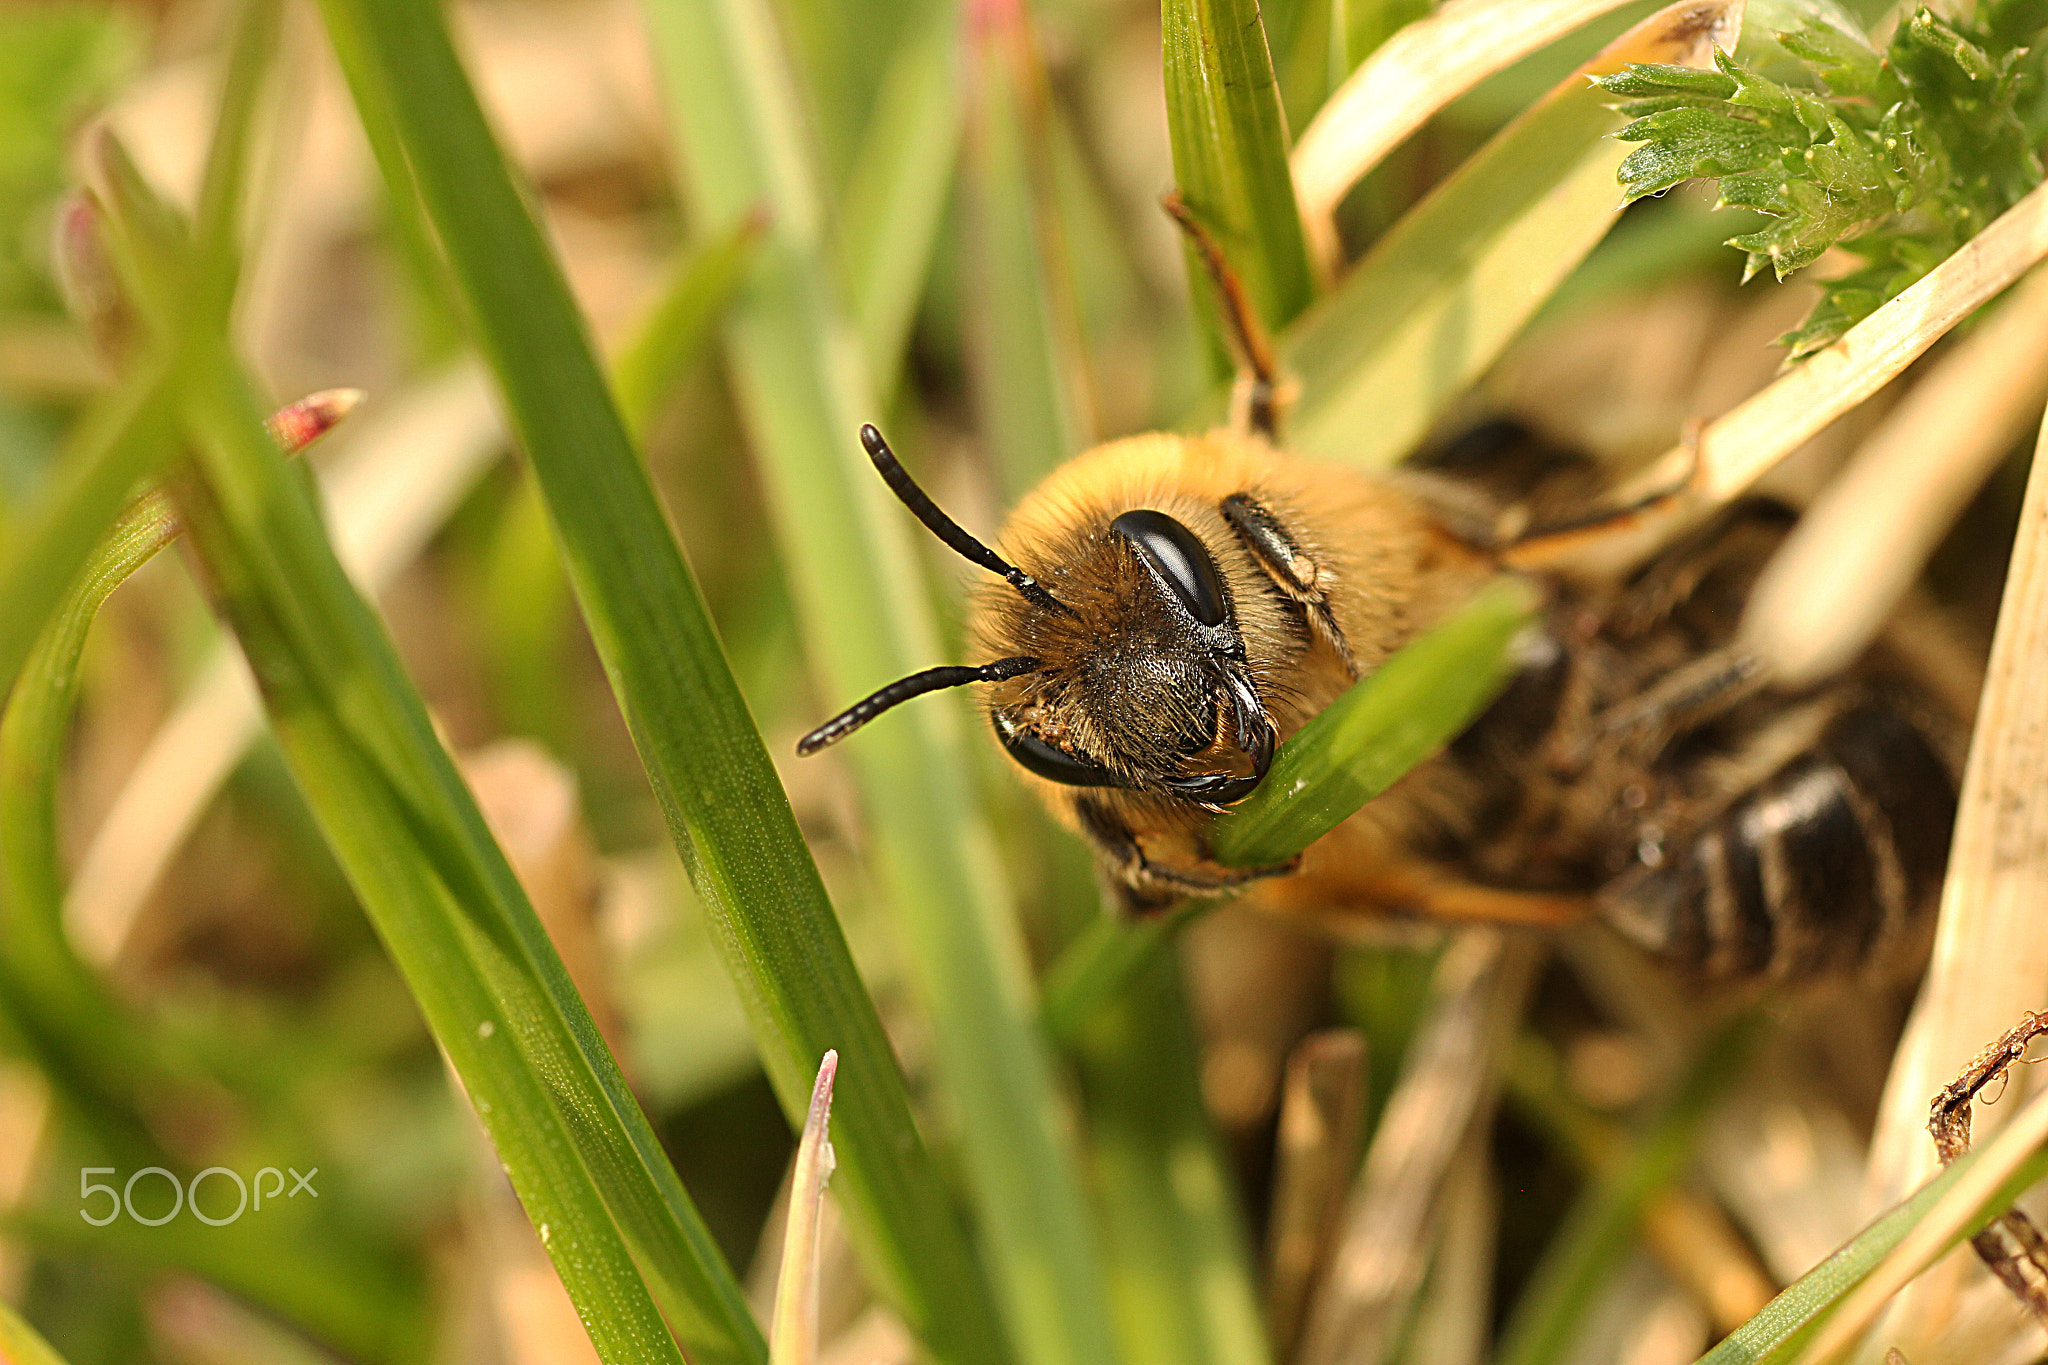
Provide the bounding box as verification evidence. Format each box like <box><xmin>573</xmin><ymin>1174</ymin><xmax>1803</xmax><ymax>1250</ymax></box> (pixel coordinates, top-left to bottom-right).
<box><xmin>859</xmin><ymin>424</ymin><xmax>1073</xmax><ymax>617</ymax></box>
<box><xmin>797</xmin><ymin>656</ymin><xmax>1041</xmax><ymax>755</ymax></box>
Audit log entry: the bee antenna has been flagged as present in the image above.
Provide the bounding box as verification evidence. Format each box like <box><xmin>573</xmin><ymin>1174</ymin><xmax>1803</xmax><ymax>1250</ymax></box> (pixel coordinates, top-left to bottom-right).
<box><xmin>797</xmin><ymin>656</ymin><xmax>1041</xmax><ymax>755</ymax></box>
<box><xmin>859</xmin><ymin>424</ymin><xmax>1074</xmax><ymax>616</ymax></box>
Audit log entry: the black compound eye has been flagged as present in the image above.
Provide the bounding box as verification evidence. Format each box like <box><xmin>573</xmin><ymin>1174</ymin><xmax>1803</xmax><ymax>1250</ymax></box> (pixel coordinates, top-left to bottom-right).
<box><xmin>993</xmin><ymin>716</ymin><xmax>1121</xmax><ymax>788</ymax></box>
<box><xmin>1112</xmin><ymin>509</ymin><xmax>1229</xmax><ymax>627</ymax></box>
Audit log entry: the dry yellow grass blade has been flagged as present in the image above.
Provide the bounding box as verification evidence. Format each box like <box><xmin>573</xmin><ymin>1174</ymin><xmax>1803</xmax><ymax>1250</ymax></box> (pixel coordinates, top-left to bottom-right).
<box><xmin>1741</xmin><ymin>264</ymin><xmax>2048</xmax><ymax>688</ymax></box>
<box><xmin>1851</xmin><ymin>401</ymin><xmax>2048</xmax><ymax>1358</ymax></box>
<box><xmin>1297</xmin><ymin>931</ymin><xmax>1539</xmax><ymax>1365</ymax></box>
<box><xmin>1290</xmin><ymin>0</ymin><xmax>1639</xmax><ymax>274</ymax></box>
<box><xmin>1682</xmin><ymin>180</ymin><xmax>2048</xmax><ymax>495</ymax></box>
<box><xmin>1521</xmin><ymin>176</ymin><xmax>2048</xmax><ymax>576</ymax></box>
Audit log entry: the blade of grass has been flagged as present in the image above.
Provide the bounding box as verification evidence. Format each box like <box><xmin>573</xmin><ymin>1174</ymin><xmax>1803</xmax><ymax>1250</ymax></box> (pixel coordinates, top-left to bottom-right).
<box><xmin>0</xmin><ymin>1299</ymin><xmax>72</xmax><ymax>1365</ymax></box>
<box><xmin>312</xmin><ymin>2</ymin><xmax>1021</xmax><ymax>1361</ymax></box>
<box><xmin>1291</xmin><ymin>0</ymin><xmax>1643</xmax><ymax>271</ymax></box>
<box><xmin>837</xmin><ymin>0</ymin><xmax>965</xmax><ymax>394</ymax></box>
<box><xmin>644</xmin><ymin>1</ymin><xmax>1121</xmax><ymax>1362</ymax></box>
<box><xmin>1041</xmin><ymin>903</ymin><xmax>1206</xmax><ymax>1045</ymax></box>
<box><xmin>1277</xmin><ymin>0</ymin><xmax>1745</xmax><ymax>468</ymax></box>
<box><xmin>1563</xmin><ymin>174</ymin><xmax>2048</xmax><ymax>576</ymax></box>
<box><xmin>0</xmin><ymin>373</ymin><xmax>175</xmax><ymax>705</ymax></box>
<box><xmin>0</xmin><ymin>393</ymin><xmax>433</xmax><ymax>1365</ymax></box>
<box><xmin>769</xmin><ymin>1051</ymin><xmax>838</xmax><ymax>1365</ymax></box>
<box><xmin>1163</xmin><ymin>0</ymin><xmax>1317</xmax><ymax>333</ymax></box>
<box><xmin>963</xmin><ymin>0</ymin><xmax>1097</xmax><ymax>495</ymax></box>
<box><xmin>1</xmin><ymin>393</ymin><xmax>356</xmax><ymax>1046</ymax></box>
<box><xmin>1299</xmin><ymin>931</ymin><xmax>1539</xmax><ymax>1365</ymax></box>
<box><xmin>1074</xmin><ymin>947</ymin><xmax>1276</xmax><ymax>1365</ymax></box>
<box><xmin>1042</xmin><ymin>578</ymin><xmax>1538</xmax><ymax>1024</ymax></box>
<box><xmin>1685</xmin><ymin>1090</ymin><xmax>2048</xmax><ymax>1364</ymax></box>
<box><xmin>0</xmin><ymin>0</ymin><xmax>277</xmax><ymax>700</ymax></box>
<box><xmin>1859</xmin><ymin>382</ymin><xmax>2048</xmax><ymax>1344</ymax></box>
<box><xmin>95</xmin><ymin>96</ymin><xmax>762</xmax><ymax>1358</ymax></box>
<box><xmin>1209</xmin><ymin>576</ymin><xmax>1537</xmax><ymax>867</ymax></box>
<box><xmin>1493</xmin><ymin>1017</ymin><xmax>1761</xmax><ymax>1365</ymax></box>
<box><xmin>169</xmin><ymin>329</ymin><xmax>712</xmax><ymax>1365</ymax></box>
<box><xmin>610</xmin><ymin>216</ymin><xmax>765</xmax><ymax>440</ymax></box>
<box><xmin>1740</xmin><ymin>263</ymin><xmax>2048</xmax><ymax>689</ymax></box>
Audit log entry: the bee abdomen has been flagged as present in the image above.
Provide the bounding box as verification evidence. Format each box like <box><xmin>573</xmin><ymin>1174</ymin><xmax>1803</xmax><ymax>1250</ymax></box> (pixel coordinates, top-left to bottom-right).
<box><xmin>1599</xmin><ymin>697</ymin><xmax>1957</xmax><ymax>980</ymax></box>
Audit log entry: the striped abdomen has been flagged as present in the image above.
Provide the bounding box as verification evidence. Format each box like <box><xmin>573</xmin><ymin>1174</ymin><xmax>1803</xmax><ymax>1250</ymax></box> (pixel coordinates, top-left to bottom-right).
<box><xmin>1596</xmin><ymin>692</ymin><xmax>1958</xmax><ymax>981</ymax></box>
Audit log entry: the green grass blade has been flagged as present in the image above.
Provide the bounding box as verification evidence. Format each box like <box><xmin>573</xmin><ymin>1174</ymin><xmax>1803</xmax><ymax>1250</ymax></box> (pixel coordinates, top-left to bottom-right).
<box><xmin>0</xmin><ymin>0</ymin><xmax>277</xmax><ymax>700</ymax></box>
<box><xmin>963</xmin><ymin>0</ymin><xmax>1095</xmax><ymax>494</ymax></box>
<box><xmin>1163</xmin><ymin>0</ymin><xmax>1317</xmax><ymax>333</ymax></box>
<box><xmin>1075</xmin><ymin>950</ymin><xmax>1275</xmax><ymax>1365</ymax></box>
<box><xmin>136</xmin><ymin>114</ymin><xmax>764</xmax><ymax>1365</ymax></box>
<box><xmin>1279</xmin><ymin>0</ymin><xmax>1744</xmax><ymax>466</ymax></box>
<box><xmin>1</xmin><ymin>490</ymin><xmax>185</xmax><ymax>1074</ymax></box>
<box><xmin>610</xmin><ymin>216</ymin><xmax>764</xmax><ymax>439</ymax></box>
<box><xmin>1690</xmin><ymin>1143</ymin><xmax>2048</xmax><ymax>1364</ymax></box>
<box><xmin>837</xmin><ymin>0</ymin><xmax>965</xmax><ymax>392</ymax></box>
<box><xmin>0</xmin><ymin>1297</ymin><xmax>74</xmax><ymax>1365</ymax></box>
<box><xmin>646</xmin><ymin>2</ymin><xmax>1122</xmax><ymax>1363</ymax></box>
<box><xmin>1495</xmin><ymin>1019</ymin><xmax>1761</xmax><ymax>1365</ymax></box>
<box><xmin>170</xmin><ymin>333</ymin><xmax>714</xmax><ymax>1365</ymax></box>
<box><xmin>1209</xmin><ymin>577</ymin><xmax>1537</xmax><ymax>867</ymax></box>
<box><xmin>0</xmin><ymin>452</ymin><xmax>433</xmax><ymax>1365</ymax></box>
<box><xmin>312</xmin><ymin>2</ymin><xmax>1017</xmax><ymax>1361</ymax></box>
<box><xmin>0</xmin><ymin>372</ymin><xmax>175</xmax><ymax>713</ymax></box>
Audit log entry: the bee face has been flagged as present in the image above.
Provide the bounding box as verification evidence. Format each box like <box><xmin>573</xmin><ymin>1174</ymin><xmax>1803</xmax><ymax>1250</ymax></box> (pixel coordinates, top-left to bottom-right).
<box><xmin>981</xmin><ymin>507</ymin><xmax>1276</xmax><ymax>807</ymax></box>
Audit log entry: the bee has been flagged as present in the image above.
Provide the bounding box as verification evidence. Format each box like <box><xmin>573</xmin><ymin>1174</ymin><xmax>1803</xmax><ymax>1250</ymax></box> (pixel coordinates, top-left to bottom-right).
<box><xmin>797</xmin><ymin>223</ymin><xmax>1967</xmax><ymax>983</ymax></box>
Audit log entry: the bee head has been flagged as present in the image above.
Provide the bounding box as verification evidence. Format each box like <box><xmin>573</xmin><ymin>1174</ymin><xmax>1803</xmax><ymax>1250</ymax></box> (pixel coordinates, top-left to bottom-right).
<box><xmin>797</xmin><ymin>425</ymin><xmax>1276</xmax><ymax>808</ymax></box>
<box><xmin>980</xmin><ymin>508</ymin><xmax>1275</xmax><ymax>807</ymax></box>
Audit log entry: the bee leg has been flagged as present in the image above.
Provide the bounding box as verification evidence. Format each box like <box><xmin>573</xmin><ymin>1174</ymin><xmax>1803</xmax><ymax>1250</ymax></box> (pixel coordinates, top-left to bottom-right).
<box><xmin>1076</xmin><ymin>795</ymin><xmax>1298</xmax><ymax>903</ymax></box>
<box><xmin>1160</xmin><ymin>191</ymin><xmax>1290</xmax><ymax>443</ymax></box>
<box><xmin>1592</xmin><ymin>648</ymin><xmax>1769</xmax><ymax>759</ymax></box>
<box><xmin>1254</xmin><ymin>854</ymin><xmax>1590</xmax><ymax>934</ymax></box>
<box><xmin>1499</xmin><ymin>437</ymin><xmax>1706</xmax><ymax>571</ymax></box>
<box><xmin>1220</xmin><ymin>493</ymin><xmax>1360</xmax><ymax>677</ymax></box>
<box><xmin>1928</xmin><ymin>1013</ymin><xmax>2048</xmax><ymax>1325</ymax></box>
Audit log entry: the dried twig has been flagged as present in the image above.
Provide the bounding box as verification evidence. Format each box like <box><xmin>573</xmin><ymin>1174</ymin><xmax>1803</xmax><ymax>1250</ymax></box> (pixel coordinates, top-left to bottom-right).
<box><xmin>1296</xmin><ymin>930</ymin><xmax>1540</xmax><ymax>1365</ymax></box>
<box><xmin>1265</xmin><ymin>1028</ymin><xmax>1368</xmax><ymax>1359</ymax></box>
<box><xmin>1927</xmin><ymin>1013</ymin><xmax>2048</xmax><ymax>1325</ymax></box>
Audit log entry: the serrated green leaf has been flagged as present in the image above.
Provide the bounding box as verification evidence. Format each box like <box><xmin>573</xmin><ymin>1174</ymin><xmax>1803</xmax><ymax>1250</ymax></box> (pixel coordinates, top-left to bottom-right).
<box><xmin>1595</xmin><ymin>59</ymin><xmax>1738</xmax><ymax>97</ymax></box>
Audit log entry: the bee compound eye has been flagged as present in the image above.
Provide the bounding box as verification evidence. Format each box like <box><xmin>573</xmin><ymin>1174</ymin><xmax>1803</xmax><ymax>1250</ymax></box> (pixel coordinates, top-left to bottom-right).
<box><xmin>992</xmin><ymin>715</ymin><xmax>1122</xmax><ymax>788</ymax></box>
<box><xmin>1111</xmin><ymin>509</ymin><xmax>1230</xmax><ymax>628</ymax></box>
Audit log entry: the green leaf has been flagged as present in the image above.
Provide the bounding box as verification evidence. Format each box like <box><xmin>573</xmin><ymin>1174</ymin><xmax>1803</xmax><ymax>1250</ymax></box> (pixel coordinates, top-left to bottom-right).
<box><xmin>1495</xmin><ymin>1019</ymin><xmax>1761</xmax><ymax>1365</ymax></box>
<box><xmin>835</xmin><ymin>0</ymin><xmax>966</xmax><ymax>394</ymax></box>
<box><xmin>643</xmin><ymin>0</ymin><xmax>1119</xmax><ymax>1361</ymax></box>
<box><xmin>1602</xmin><ymin>0</ymin><xmax>2048</xmax><ymax>354</ymax></box>
<box><xmin>609</xmin><ymin>215</ymin><xmax>763</xmax><ymax>440</ymax></box>
<box><xmin>1209</xmin><ymin>578</ymin><xmax>1538</xmax><ymax>868</ymax></box>
<box><xmin>1162</xmin><ymin>0</ymin><xmax>1317</xmax><ymax>337</ymax></box>
<box><xmin>170</xmin><ymin>330</ymin><xmax>722</xmax><ymax>1365</ymax></box>
<box><xmin>316</xmin><ymin>2</ymin><xmax>1029</xmax><ymax>1363</ymax></box>
<box><xmin>962</xmin><ymin>0</ymin><xmax>1094</xmax><ymax>495</ymax></box>
<box><xmin>0</xmin><ymin>1297</ymin><xmax>73</xmax><ymax>1365</ymax></box>
<box><xmin>1075</xmin><ymin>951</ymin><xmax>1274</xmax><ymax>1365</ymax></box>
<box><xmin>1691</xmin><ymin>1144</ymin><xmax>2048</xmax><ymax>1364</ymax></box>
<box><xmin>1280</xmin><ymin>0</ymin><xmax>1743</xmax><ymax>467</ymax></box>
